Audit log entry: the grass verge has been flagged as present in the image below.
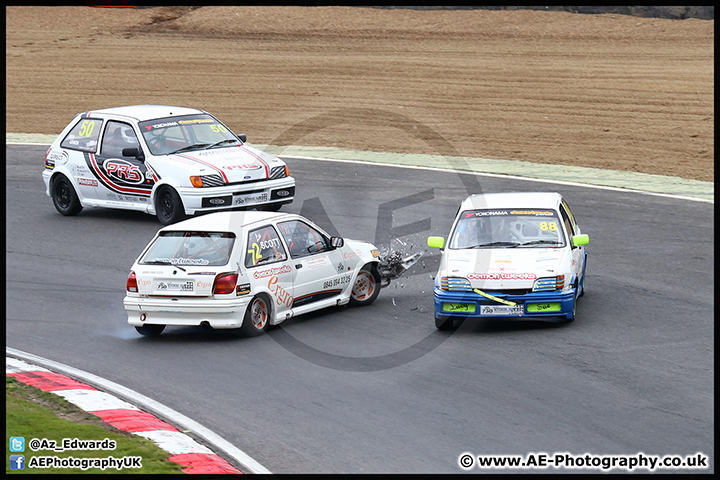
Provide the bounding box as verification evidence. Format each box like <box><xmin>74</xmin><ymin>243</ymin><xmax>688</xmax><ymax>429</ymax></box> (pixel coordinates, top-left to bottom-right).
<box><xmin>6</xmin><ymin>376</ymin><xmax>184</xmax><ymax>474</ymax></box>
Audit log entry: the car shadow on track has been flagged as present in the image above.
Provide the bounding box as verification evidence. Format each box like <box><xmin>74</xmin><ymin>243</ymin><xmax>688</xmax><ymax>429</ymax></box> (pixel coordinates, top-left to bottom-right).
<box><xmin>453</xmin><ymin>317</ymin><xmax>569</xmax><ymax>335</ymax></box>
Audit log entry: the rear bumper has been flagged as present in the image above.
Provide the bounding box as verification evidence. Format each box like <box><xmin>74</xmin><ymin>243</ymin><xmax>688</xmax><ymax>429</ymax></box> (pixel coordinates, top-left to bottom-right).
<box><xmin>433</xmin><ymin>287</ymin><xmax>576</xmax><ymax>321</ymax></box>
<box><xmin>124</xmin><ymin>295</ymin><xmax>251</xmax><ymax>329</ymax></box>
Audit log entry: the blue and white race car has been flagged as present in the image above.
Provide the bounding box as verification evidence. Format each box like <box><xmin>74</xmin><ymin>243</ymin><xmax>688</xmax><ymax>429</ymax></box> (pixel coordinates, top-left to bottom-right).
<box><xmin>42</xmin><ymin>105</ymin><xmax>295</xmax><ymax>224</ymax></box>
<box><xmin>427</xmin><ymin>192</ymin><xmax>589</xmax><ymax>329</ymax></box>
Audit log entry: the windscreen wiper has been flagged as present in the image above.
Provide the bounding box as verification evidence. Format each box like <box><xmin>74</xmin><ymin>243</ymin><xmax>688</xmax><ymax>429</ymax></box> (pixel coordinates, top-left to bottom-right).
<box><xmin>470</xmin><ymin>241</ymin><xmax>520</xmax><ymax>248</ymax></box>
<box><xmin>208</xmin><ymin>139</ymin><xmax>240</xmax><ymax>149</ymax></box>
<box><xmin>143</xmin><ymin>260</ymin><xmax>186</xmax><ymax>272</ymax></box>
<box><xmin>169</xmin><ymin>143</ymin><xmax>211</xmax><ymax>154</ymax></box>
<box><xmin>520</xmin><ymin>240</ymin><xmax>560</xmax><ymax>247</ymax></box>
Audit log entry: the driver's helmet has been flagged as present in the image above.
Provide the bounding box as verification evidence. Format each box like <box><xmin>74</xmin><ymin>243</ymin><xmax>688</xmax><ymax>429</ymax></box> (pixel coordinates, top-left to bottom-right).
<box><xmin>119</xmin><ymin>125</ymin><xmax>137</xmax><ymax>144</ymax></box>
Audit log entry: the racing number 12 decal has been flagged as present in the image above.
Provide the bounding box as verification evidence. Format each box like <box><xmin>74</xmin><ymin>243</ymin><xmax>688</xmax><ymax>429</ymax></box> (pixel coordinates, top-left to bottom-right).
<box><xmin>249</xmin><ymin>243</ymin><xmax>262</xmax><ymax>265</ymax></box>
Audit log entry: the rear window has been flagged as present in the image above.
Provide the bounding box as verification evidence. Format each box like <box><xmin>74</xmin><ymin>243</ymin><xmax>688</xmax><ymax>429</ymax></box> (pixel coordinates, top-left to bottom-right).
<box><xmin>140</xmin><ymin>231</ymin><xmax>235</xmax><ymax>267</ymax></box>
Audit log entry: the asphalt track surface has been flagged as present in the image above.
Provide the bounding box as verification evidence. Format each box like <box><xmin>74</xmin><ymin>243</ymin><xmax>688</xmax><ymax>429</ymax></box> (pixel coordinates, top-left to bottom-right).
<box><xmin>5</xmin><ymin>143</ymin><xmax>714</xmax><ymax>473</ymax></box>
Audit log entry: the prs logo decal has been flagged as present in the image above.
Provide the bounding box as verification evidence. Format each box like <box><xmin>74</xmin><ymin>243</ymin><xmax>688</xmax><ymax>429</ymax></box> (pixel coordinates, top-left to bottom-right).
<box><xmin>103</xmin><ymin>159</ymin><xmax>144</xmax><ymax>185</ymax></box>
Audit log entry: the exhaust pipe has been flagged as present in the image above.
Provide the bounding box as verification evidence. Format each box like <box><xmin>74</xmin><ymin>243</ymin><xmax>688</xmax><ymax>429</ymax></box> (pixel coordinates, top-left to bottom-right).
<box><xmin>200</xmin><ymin>321</ymin><xmax>212</xmax><ymax>329</ymax></box>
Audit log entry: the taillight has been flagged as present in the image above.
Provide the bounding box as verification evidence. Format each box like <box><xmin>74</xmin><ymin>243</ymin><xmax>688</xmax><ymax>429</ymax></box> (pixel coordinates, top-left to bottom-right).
<box><xmin>127</xmin><ymin>271</ymin><xmax>138</xmax><ymax>292</ymax></box>
<box><xmin>44</xmin><ymin>148</ymin><xmax>54</xmax><ymax>169</ymax></box>
<box><xmin>213</xmin><ymin>273</ymin><xmax>238</xmax><ymax>295</ymax></box>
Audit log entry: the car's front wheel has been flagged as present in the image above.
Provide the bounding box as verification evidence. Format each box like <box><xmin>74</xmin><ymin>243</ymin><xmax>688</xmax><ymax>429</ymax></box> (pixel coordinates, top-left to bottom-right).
<box><xmin>349</xmin><ymin>265</ymin><xmax>381</xmax><ymax>306</ymax></box>
<box><xmin>435</xmin><ymin>314</ymin><xmax>455</xmax><ymax>330</ymax></box>
<box><xmin>562</xmin><ymin>286</ymin><xmax>578</xmax><ymax>324</ymax></box>
<box><xmin>241</xmin><ymin>295</ymin><xmax>271</xmax><ymax>336</ymax></box>
<box><xmin>155</xmin><ymin>186</ymin><xmax>186</xmax><ymax>225</ymax></box>
<box><xmin>51</xmin><ymin>174</ymin><xmax>83</xmax><ymax>216</ymax></box>
<box><xmin>135</xmin><ymin>324</ymin><xmax>165</xmax><ymax>337</ymax></box>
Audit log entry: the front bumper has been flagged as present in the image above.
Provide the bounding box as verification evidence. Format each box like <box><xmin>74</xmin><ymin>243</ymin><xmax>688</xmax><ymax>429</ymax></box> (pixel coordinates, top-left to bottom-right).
<box><xmin>433</xmin><ymin>287</ymin><xmax>576</xmax><ymax>322</ymax></box>
<box><xmin>173</xmin><ymin>177</ymin><xmax>295</xmax><ymax>215</ymax></box>
<box><xmin>124</xmin><ymin>295</ymin><xmax>251</xmax><ymax>329</ymax></box>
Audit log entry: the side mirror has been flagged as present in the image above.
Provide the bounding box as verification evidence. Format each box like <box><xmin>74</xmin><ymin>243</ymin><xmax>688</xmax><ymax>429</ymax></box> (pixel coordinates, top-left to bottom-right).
<box><xmin>122</xmin><ymin>147</ymin><xmax>144</xmax><ymax>161</ymax></box>
<box><xmin>330</xmin><ymin>236</ymin><xmax>344</xmax><ymax>248</ymax></box>
<box><xmin>237</xmin><ymin>133</ymin><xmax>247</xmax><ymax>143</ymax></box>
<box><xmin>427</xmin><ymin>236</ymin><xmax>445</xmax><ymax>249</ymax></box>
<box><xmin>572</xmin><ymin>234</ymin><xmax>589</xmax><ymax>247</ymax></box>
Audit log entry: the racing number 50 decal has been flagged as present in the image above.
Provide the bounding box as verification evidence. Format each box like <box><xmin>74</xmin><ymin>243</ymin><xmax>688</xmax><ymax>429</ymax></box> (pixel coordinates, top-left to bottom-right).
<box><xmin>78</xmin><ymin>120</ymin><xmax>96</xmax><ymax>137</ymax></box>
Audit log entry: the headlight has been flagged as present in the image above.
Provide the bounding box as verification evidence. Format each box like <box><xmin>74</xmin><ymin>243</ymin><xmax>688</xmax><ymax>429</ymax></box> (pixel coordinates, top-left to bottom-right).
<box><xmin>440</xmin><ymin>276</ymin><xmax>473</xmax><ymax>292</ymax></box>
<box><xmin>270</xmin><ymin>165</ymin><xmax>288</xmax><ymax>179</ymax></box>
<box><xmin>532</xmin><ymin>275</ymin><xmax>565</xmax><ymax>292</ymax></box>
<box><xmin>190</xmin><ymin>174</ymin><xmax>225</xmax><ymax>188</ymax></box>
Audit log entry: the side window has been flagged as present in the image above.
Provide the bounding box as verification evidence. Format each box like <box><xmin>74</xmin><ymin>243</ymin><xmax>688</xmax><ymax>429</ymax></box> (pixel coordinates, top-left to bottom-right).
<box><xmin>60</xmin><ymin>118</ymin><xmax>103</xmax><ymax>152</ymax></box>
<box><xmin>101</xmin><ymin>121</ymin><xmax>139</xmax><ymax>157</ymax></box>
<box><xmin>245</xmin><ymin>225</ymin><xmax>287</xmax><ymax>268</ymax></box>
<box><xmin>562</xmin><ymin>200</ymin><xmax>578</xmax><ymax>232</ymax></box>
<box><xmin>559</xmin><ymin>206</ymin><xmax>575</xmax><ymax>241</ymax></box>
<box><xmin>277</xmin><ymin>220</ymin><xmax>329</xmax><ymax>259</ymax></box>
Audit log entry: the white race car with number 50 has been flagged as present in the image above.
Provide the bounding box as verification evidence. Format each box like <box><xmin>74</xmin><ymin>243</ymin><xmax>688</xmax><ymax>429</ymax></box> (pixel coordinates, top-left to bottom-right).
<box><xmin>124</xmin><ymin>211</ymin><xmax>384</xmax><ymax>337</ymax></box>
<box><xmin>42</xmin><ymin>105</ymin><xmax>295</xmax><ymax>225</ymax></box>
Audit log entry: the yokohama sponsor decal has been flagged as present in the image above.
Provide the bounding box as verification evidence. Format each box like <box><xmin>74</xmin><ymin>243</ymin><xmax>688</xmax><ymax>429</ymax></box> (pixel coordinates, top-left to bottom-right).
<box><xmin>468</xmin><ymin>272</ymin><xmax>537</xmax><ymax>280</ymax></box>
<box><xmin>85</xmin><ymin>153</ymin><xmax>151</xmax><ymax>196</ymax></box>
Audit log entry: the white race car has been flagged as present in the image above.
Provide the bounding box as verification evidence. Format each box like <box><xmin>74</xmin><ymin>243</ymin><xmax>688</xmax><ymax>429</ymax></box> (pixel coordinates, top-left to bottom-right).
<box><xmin>42</xmin><ymin>105</ymin><xmax>295</xmax><ymax>224</ymax></box>
<box><xmin>428</xmin><ymin>192</ymin><xmax>589</xmax><ymax>329</ymax></box>
<box><xmin>123</xmin><ymin>211</ymin><xmax>383</xmax><ymax>337</ymax></box>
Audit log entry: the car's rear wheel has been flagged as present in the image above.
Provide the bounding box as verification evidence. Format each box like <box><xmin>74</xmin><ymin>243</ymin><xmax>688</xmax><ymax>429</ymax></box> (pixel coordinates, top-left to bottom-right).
<box><xmin>435</xmin><ymin>314</ymin><xmax>455</xmax><ymax>330</ymax></box>
<box><xmin>135</xmin><ymin>324</ymin><xmax>165</xmax><ymax>337</ymax></box>
<box><xmin>51</xmin><ymin>174</ymin><xmax>83</xmax><ymax>216</ymax></box>
<box><xmin>349</xmin><ymin>265</ymin><xmax>381</xmax><ymax>306</ymax></box>
<box><xmin>155</xmin><ymin>186</ymin><xmax>186</xmax><ymax>225</ymax></box>
<box><xmin>241</xmin><ymin>295</ymin><xmax>270</xmax><ymax>336</ymax></box>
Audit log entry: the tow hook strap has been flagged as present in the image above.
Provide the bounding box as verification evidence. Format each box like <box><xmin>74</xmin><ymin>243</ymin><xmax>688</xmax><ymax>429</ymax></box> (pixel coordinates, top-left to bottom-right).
<box><xmin>473</xmin><ymin>288</ymin><xmax>517</xmax><ymax>306</ymax></box>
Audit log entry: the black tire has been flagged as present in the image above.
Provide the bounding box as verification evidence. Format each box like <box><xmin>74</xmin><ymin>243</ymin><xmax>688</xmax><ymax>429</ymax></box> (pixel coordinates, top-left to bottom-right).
<box><xmin>240</xmin><ymin>295</ymin><xmax>271</xmax><ymax>336</ymax></box>
<box><xmin>51</xmin><ymin>175</ymin><xmax>83</xmax><ymax>216</ymax></box>
<box><xmin>349</xmin><ymin>264</ymin><xmax>381</xmax><ymax>307</ymax></box>
<box><xmin>562</xmin><ymin>288</ymin><xmax>578</xmax><ymax>324</ymax></box>
<box><xmin>135</xmin><ymin>324</ymin><xmax>165</xmax><ymax>337</ymax></box>
<box><xmin>155</xmin><ymin>186</ymin><xmax>186</xmax><ymax>225</ymax></box>
<box><xmin>435</xmin><ymin>314</ymin><xmax>455</xmax><ymax>330</ymax></box>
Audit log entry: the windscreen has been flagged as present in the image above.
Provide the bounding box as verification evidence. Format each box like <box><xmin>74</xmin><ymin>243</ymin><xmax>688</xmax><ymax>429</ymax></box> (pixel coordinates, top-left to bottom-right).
<box><xmin>449</xmin><ymin>209</ymin><xmax>566</xmax><ymax>249</ymax></box>
<box><xmin>138</xmin><ymin>114</ymin><xmax>240</xmax><ymax>155</ymax></box>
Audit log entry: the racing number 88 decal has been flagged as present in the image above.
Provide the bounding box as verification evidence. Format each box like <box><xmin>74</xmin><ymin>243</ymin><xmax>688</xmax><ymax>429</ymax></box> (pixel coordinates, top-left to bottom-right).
<box><xmin>539</xmin><ymin>222</ymin><xmax>557</xmax><ymax>231</ymax></box>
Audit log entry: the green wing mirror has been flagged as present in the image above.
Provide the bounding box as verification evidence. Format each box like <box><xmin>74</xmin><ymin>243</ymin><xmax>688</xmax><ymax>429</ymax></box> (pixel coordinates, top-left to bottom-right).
<box><xmin>427</xmin><ymin>236</ymin><xmax>445</xmax><ymax>249</ymax></box>
<box><xmin>572</xmin><ymin>234</ymin><xmax>589</xmax><ymax>247</ymax></box>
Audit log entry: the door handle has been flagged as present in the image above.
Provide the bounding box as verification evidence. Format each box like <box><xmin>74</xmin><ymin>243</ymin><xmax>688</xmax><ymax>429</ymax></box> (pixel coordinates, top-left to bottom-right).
<box><xmin>295</xmin><ymin>264</ymin><xmax>303</xmax><ymax>269</ymax></box>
